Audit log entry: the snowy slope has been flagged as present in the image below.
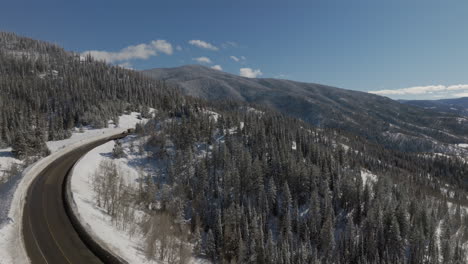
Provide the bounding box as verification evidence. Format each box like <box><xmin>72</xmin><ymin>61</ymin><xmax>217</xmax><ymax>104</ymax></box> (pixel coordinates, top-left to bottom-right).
<box><xmin>69</xmin><ymin>136</ymin><xmax>207</xmax><ymax>263</ymax></box>
<box><xmin>70</xmin><ymin>140</ymin><xmax>153</xmax><ymax>263</ymax></box>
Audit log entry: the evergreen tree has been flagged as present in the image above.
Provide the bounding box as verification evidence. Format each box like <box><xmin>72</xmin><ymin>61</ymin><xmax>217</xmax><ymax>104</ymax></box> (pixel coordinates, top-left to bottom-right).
<box><xmin>112</xmin><ymin>140</ymin><xmax>126</xmax><ymax>158</ymax></box>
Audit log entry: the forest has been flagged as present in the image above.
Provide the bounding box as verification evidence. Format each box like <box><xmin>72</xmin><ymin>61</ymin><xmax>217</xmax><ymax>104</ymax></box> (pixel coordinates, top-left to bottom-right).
<box><xmin>117</xmin><ymin>100</ymin><xmax>468</xmax><ymax>263</ymax></box>
<box><xmin>2</xmin><ymin>31</ymin><xmax>468</xmax><ymax>263</ymax></box>
<box><xmin>0</xmin><ymin>32</ymin><xmax>180</xmax><ymax>158</ymax></box>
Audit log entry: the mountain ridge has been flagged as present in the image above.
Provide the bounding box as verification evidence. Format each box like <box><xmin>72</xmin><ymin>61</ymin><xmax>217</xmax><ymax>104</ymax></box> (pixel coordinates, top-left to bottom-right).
<box><xmin>401</xmin><ymin>97</ymin><xmax>468</xmax><ymax>117</ymax></box>
<box><xmin>142</xmin><ymin>65</ymin><xmax>468</xmax><ymax>153</ymax></box>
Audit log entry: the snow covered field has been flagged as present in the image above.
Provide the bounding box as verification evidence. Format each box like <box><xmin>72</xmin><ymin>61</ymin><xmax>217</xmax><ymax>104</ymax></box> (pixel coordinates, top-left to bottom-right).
<box><xmin>0</xmin><ymin>112</ymin><xmax>146</xmax><ymax>264</ymax></box>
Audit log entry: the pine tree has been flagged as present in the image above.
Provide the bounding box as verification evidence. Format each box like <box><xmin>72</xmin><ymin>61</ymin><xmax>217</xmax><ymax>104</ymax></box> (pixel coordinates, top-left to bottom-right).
<box><xmin>192</xmin><ymin>227</ymin><xmax>203</xmax><ymax>256</ymax></box>
<box><xmin>387</xmin><ymin>215</ymin><xmax>403</xmax><ymax>262</ymax></box>
<box><xmin>319</xmin><ymin>210</ymin><xmax>335</xmax><ymax>260</ymax></box>
<box><xmin>112</xmin><ymin>140</ymin><xmax>126</xmax><ymax>158</ymax></box>
<box><xmin>11</xmin><ymin>132</ymin><xmax>28</xmax><ymax>159</ymax></box>
<box><xmin>205</xmin><ymin>229</ymin><xmax>217</xmax><ymax>261</ymax></box>
<box><xmin>267</xmin><ymin>177</ymin><xmax>277</xmax><ymax>215</ymax></box>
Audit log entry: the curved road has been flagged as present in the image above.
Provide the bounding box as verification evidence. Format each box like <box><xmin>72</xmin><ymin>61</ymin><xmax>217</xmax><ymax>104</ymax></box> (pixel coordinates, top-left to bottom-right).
<box><xmin>23</xmin><ymin>134</ymin><xmax>126</xmax><ymax>264</ymax></box>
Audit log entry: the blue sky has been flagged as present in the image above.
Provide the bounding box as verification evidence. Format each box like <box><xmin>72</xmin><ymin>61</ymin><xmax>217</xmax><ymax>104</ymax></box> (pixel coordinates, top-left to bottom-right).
<box><xmin>2</xmin><ymin>0</ymin><xmax>468</xmax><ymax>99</ymax></box>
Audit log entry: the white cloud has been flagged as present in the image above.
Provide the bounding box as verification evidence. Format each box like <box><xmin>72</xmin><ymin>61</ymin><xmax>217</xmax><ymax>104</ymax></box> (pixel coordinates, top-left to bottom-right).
<box><xmin>176</xmin><ymin>45</ymin><xmax>182</xmax><ymax>51</ymax></box>
<box><xmin>230</xmin><ymin>56</ymin><xmax>240</xmax><ymax>62</ymax></box>
<box><xmin>446</xmin><ymin>84</ymin><xmax>468</xmax><ymax>91</ymax></box>
<box><xmin>240</xmin><ymin>68</ymin><xmax>262</xmax><ymax>78</ymax></box>
<box><xmin>193</xmin><ymin>56</ymin><xmax>212</xmax><ymax>64</ymax></box>
<box><xmin>230</xmin><ymin>55</ymin><xmax>246</xmax><ymax>63</ymax></box>
<box><xmin>188</xmin><ymin>40</ymin><xmax>219</xmax><ymax>51</ymax></box>
<box><xmin>152</xmin><ymin>40</ymin><xmax>173</xmax><ymax>55</ymax></box>
<box><xmin>117</xmin><ymin>62</ymin><xmax>133</xmax><ymax>69</ymax></box>
<box><xmin>211</xmin><ymin>65</ymin><xmax>223</xmax><ymax>71</ymax></box>
<box><xmin>454</xmin><ymin>92</ymin><xmax>468</xmax><ymax>97</ymax></box>
<box><xmin>369</xmin><ymin>84</ymin><xmax>468</xmax><ymax>96</ymax></box>
<box><xmin>369</xmin><ymin>84</ymin><xmax>468</xmax><ymax>99</ymax></box>
<box><xmin>82</xmin><ymin>40</ymin><xmax>173</xmax><ymax>63</ymax></box>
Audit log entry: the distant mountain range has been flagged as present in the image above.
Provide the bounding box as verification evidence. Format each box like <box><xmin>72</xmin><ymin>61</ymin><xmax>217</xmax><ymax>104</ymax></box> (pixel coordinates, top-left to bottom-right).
<box><xmin>400</xmin><ymin>97</ymin><xmax>468</xmax><ymax>117</ymax></box>
<box><xmin>143</xmin><ymin>65</ymin><xmax>468</xmax><ymax>153</ymax></box>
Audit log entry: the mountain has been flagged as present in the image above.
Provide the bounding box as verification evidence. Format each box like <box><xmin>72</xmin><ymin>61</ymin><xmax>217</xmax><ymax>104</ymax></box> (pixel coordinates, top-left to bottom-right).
<box><xmin>3</xmin><ymin>31</ymin><xmax>468</xmax><ymax>263</ymax></box>
<box><xmin>143</xmin><ymin>65</ymin><xmax>468</xmax><ymax>153</ymax></box>
<box><xmin>401</xmin><ymin>97</ymin><xmax>468</xmax><ymax>117</ymax></box>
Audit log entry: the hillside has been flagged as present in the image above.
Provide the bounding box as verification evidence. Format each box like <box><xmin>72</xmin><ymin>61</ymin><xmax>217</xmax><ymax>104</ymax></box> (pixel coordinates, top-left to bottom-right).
<box><xmin>143</xmin><ymin>65</ymin><xmax>468</xmax><ymax>153</ymax></box>
<box><xmin>0</xmin><ymin>32</ymin><xmax>181</xmax><ymax>157</ymax></box>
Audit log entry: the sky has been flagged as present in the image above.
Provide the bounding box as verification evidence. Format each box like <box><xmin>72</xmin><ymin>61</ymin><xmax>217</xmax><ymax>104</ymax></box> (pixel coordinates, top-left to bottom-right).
<box><xmin>1</xmin><ymin>0</ymin><xmax>468</xmax><ymax>100</ymax></box>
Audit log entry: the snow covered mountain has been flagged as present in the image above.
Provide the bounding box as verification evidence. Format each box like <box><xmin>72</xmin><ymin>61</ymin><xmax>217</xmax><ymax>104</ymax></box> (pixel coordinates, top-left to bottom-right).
<box><xmin>143</xmin><ymin>65</ymin><xmax>468</xmax><ymax>153</ymax></box>
<box><xmin>401</xmin><ymin>97</ymin><xmax>468</xmax><ymax>117</ymax></box>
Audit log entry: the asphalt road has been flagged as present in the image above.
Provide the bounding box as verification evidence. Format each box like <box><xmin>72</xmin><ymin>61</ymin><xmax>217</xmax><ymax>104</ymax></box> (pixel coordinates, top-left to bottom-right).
<box><xmin>23</xmin><ymin>134</ymin><xmax>126</xmax><ymax>264</ymax></box>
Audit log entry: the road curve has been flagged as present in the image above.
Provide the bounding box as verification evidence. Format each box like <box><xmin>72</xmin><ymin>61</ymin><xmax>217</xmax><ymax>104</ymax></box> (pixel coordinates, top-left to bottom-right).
<box><xmin>23</xmin><ymin>134</ymin><xmax>126</xmax><ymax>264</ymax></box>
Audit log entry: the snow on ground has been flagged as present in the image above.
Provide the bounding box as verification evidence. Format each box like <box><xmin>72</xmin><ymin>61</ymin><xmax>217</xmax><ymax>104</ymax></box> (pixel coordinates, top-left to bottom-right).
<box><xmin>202</xmin><ymin>110</ymin><xmax>220</xmax><ymax>123</ymax></box>
<box><xmin>436</xmin><ymin>221</ymin><xmax>443</xmax><ymax>263</ymax></box>
<box><xmin>434</xmin><ymin>153</ymin><xmax>451</xmax><ymax>158</ymax></box>
<box><xmin>0</xmin><ymin>147</ymin><xmax>21</xmax><ymax>183</ymax></box>
<box><xmin>70</xmin><ymin>135</ymin><xmax>207</xmax><ymax>263</ymax></box>
<box><xmin>458</xmin><ymin>143</ymin><xmax>468</xmax><ymax>149</ymax></box>
<box><xmin>0</xmin><ymin>148</ymin><xmax>24</xmax><ymax>263</ymax></box>
<box><xmin>440</xmin><ymin>187</ymin><xmax>457</xmax><ymax>199</ymax></box>
<box><xmin>446</xmin><ymin>201</ymin><xmax>468</xmax><ymax>263</ymax></box>
<box><xmin>447</xmin><ymin>201</ymin><xmax>468</xmax><ymax>215</ymax></box>
<box><xmin>340</xmin><ymin>143</ymin><xmax>350</xmax><ymax>151</ymax></box>
<box><xmin>0</xmin><ymin>112</ymin><xmax>147</xmax><ymax>264</ymax></box>
<box><xmin>47</xmin><ymin>112</ymin><xmax>147</xmax><ymax>152</ymax></box>
<box><xmin>360</xmin><ymin>169</ymin><xmax>377</xmax><ymax>185</ymax></box>
<box><xmin>245</xmin><ymin>106</ymin><xmax>264</xmax><ymax>115</ymax></box>
<box><xmin>456</xmin><ymin>117</ymin><xmax>468</xmax><ymax>124</ymax></box>
<box><xmin>70</xmin><ymin>141</ymin><xmax>150</xmax><ymax>262</ymax></box>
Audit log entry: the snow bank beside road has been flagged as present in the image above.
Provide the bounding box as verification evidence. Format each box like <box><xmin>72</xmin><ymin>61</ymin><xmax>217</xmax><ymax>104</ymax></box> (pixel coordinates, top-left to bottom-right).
<box><xmin>69</xmin><ymin>130</ymin><xmax>207</xmax><ymax>263</ymax></box>
<box><xmin>0</xmin><ymin>128</ymin><xmax>127</xmax><ymax>264</ymax></box>
<box><xmin>69</xmin><ymin>141</ymin><xmax>149</xmax><ymax>263</ymax></box>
